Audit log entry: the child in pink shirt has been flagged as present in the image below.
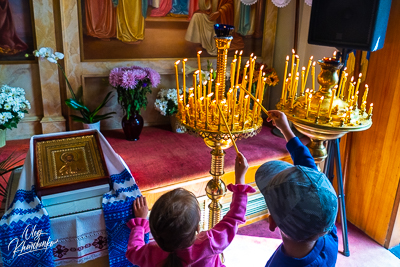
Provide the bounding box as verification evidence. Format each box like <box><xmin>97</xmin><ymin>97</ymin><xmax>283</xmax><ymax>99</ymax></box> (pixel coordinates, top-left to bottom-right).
<box><xmin>126</xmin><ymin>153</ymin><xmax>255</xmax><ymax>267</ymax></box>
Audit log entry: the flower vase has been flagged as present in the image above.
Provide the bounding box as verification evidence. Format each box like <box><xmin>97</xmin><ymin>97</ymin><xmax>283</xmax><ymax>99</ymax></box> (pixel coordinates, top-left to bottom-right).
<box><xmin>83</xmin><ymin>121</ymin><xmax>101</xmax><ymax>132</ymax></box>
<box><xmin>0</xmin><ymin>129</ymin><xmax>5</xmax><ymax>148</ymax></box>
<box><xmin>122</xmin><ymin>112</ymin><xmax>144</xmax><ymax>141</ymax></box>
<box><xmin>170</xmin><ymin>115</ymin><xmax>186</xmax><ymax>133</ymax></box>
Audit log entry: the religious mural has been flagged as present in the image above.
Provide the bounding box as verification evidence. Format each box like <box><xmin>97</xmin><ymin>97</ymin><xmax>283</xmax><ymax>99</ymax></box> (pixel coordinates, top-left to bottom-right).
<box><xmin>0</xmin><ymin>0</ymin><xmax>35</xmax><ymax>62</ymax></box>
<box><xmin>79</xmin><ymin>0</ymin><xmax>266</xmax><ymax>60</ymax></box>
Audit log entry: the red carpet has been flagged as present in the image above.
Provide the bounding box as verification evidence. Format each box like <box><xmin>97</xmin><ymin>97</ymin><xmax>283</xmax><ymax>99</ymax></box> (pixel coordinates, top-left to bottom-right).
<box><xmin>0</xmin><ymin>125</ymin><xmax>289</xmax><ymax>201</ymax></box>
<box><xmin>102</xmin><ymin>125</ymin><xmax>289</xmax><ymax>191</ymax></box>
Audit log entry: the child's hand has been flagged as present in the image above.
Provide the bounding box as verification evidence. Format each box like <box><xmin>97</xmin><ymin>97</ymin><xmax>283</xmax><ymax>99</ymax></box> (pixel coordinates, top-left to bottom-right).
<box><xmin>133</xmin><ymin>196</ymin><xmax>148</xmax><ymax>219</ymax></box>
<box><xmin>267</xmin><ymin>110</ymin><xmax>295</xmax><ymax>142</ymax></box>
<box><xmin>235</xmin><ymin>152</ymin><xmax>249</xmax><ymax>185</ymax></box>
<box><xmin>267</xmin><ymin>110</ymin><xmax>290</xmax><ymax>132</ymax></box>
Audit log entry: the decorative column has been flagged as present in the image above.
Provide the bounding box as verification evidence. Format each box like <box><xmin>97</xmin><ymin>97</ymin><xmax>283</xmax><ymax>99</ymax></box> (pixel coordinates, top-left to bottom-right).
<box><xmin>32</xmin><ymin>0</ymin><xmax>66</xmax><ymax>133</ymax></box>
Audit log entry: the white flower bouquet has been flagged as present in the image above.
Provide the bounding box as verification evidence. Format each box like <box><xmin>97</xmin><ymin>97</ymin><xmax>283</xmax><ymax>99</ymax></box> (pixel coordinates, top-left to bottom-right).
<box><xmin>154</xmin><ymin>88</ymin><xmax>181</xmax><ymax>116</ymax></box>
<box><xmin>0</xmin><ymin>85</ymin><xmax>30</xmax><ymax>130</ymax></box>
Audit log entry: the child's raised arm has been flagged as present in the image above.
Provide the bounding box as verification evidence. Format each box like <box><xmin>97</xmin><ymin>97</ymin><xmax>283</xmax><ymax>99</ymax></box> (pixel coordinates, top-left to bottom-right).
<box><xmin>267</xmin><ymin>110</ymin><xmax>317</xmax><ymax>170</ymax></box>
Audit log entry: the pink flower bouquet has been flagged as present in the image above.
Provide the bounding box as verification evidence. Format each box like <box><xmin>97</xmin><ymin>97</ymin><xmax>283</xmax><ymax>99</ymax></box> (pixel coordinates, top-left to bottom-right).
<box><xmin>109</xmin><ymin>66</ymin><xmax>160</xmax><ymax>119</ymax></box>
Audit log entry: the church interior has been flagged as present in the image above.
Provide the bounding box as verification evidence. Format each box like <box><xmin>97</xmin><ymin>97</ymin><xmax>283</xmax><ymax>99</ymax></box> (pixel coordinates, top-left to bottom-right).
<box><xmin>1</xmin><ymin>0</ymin><xmax>400</xmax><ymax>266</ymax></box>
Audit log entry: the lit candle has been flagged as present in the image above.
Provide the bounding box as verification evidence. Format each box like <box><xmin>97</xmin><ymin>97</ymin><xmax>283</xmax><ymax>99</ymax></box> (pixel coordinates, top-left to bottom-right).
<box><xmin>355</xmin><ymin>73</ymin><xmax>362</xmax><ymax>96</ymax></box>
<box><xmin>175</xmin><ymin>60</ymin><xmax>180</xmax><ymax>101</ymax></box>
<box><xmin>227</xmin><ymin>89</ymin><xmax>232</xmax><ymax>116</ymax></box>
<box><xmin>284</xmin><ymin>78</ymin><xmax>289</xmax><ymax>101</ymax></box>
<box><xmin>316</xmin><ymin>96</ymin><xmax>324</xmax><ymax>119</ymax></box>
<box><xmin>287</xmin><ymin>74</ymin><xmax>292</xmax><ymax>98</ymax></box>
<box><xmin>208</xmin><ymin>69</ymin><xmax>213</xmax><ymax>95</ymax></box>
<box><xmin>183</xmin><ymin>58</ymin><xmax>187</xmax><ymax>105</ymax></box>
<box><xmin>361</xmin><ymin>101</ymin><xmax>367</xmax><ymax>114</ymax></box>
<box><xmin>189</xmin><ymin>93</ymin><xmax>194</xmax><ymax>115</ymax></box>
<box><xmin>306</xmin><ymin>94</ymin><xmax>312</xmax><ymax>119</ymax></box>
<box><xmin>301</xmin><ymin>67</ymin><xmax>306</xmax><ymax>95</ymax></box>
<box><xmin>252</xmin><ymin>99</ymin><xmax>259</xmax><ymax>126</ymax></box>
<box><xmin>305</xmin><ymin>56</ymin><xmax>313</xmax><ymax>90</ymax></box>
<box><xmin>339</xmin><ymin>73</ymin><xmax>348</xmax><ymax>99</ymax></box>
<box><xmin>293</xmin><ymin>74</ymin><xmax>299</xmax><ymax>98</ymax></box>
<box><xmin>193</xmin><ymin>70</ymin><xmax>199</xmax><ymax>97</ymax></box>
<box><xmin>248</xmin><ymin>58</ymin><xmax>255</xmax><ymax>93</ymax></box>
<box><xmin>328</xmin><ymin>86</ymin><xmax>337</xmax><ymax>118</ymax></box>
<box><xmin>243</xmin><ymin>62</ymin><xmax>249</xmax><ymax>81</ymax></box>
<box><xmin>241</xmin><ymin>75</ymin><xmax>248</xmax><ymax>92</ymax></box>
<box><xmin>236</xmin><ymin>50</ymin><xmax>243</xmax><ymax>86</ymax></box>
<box><xmin>211</xmin><ymin>100</ymin><xmax>216</xmax><ymax>122</ymax></box>
<box><xmin>234</xmin><ymin>50</ymin><xmax>238</xmax><ymax>60</ymax></box>
<box><xmin>305</xmin><ymin>88</ymin><xmax>310</xmax><ymax>106</ymax></box>
<box><xmin>312</xmin><ymin>61</ymin><xmax>316</xmax><ymax>91</ymax></box>
<box><xmin>347</xmin><ymin>77</ymin><xmax>354</xmax><ymax>102</ymax></box>
<box><xmin>231</xmin><ymin>59</ymin><xmax>237</xmax><ymax>89</ymax></box>
<box><xmin>290</xmin><ymin>49</ymin><xmax>295</xmax><ymax>86</ymax></box>
<box><xmin>198</xmin><ymin>97</ymin><xmax>204</xmax><ymax>118</ymax></box>
<box><xmin>260</xmin><ymin>74</ymin><xmax>266</xmax><ymax>101</ymax></box>
<box><xmin>349</xmin><ymin>96</ymin><xmax>354</xmax><ymax>108</ymax></box>
<box><xmin>293</xmin><ymin>55</ymin><xmax>300</xmax><ymax>89</ymax></box>
<box><xmin>282</xmin><ymin>55</ymin><xmax>289</xmax><ymax>100</ymax></box>
<box><xmin>256</xmin><ymin>65</ymin><xmax>264</xmax><ymax>102</ymax></box>
<box><xmin>354</xmin><ymin>91</ymin><xmax>359</xmax><ymax>109</ymax></box>
<box><xmin>362</xmin><ymin>84</ymin><xmax>369</xmax><ymax>103</ymax></box>
<box><xmin>197</xmin><ymin>51</ymin><xmax>202</xmax><ymax>85</ymax></box>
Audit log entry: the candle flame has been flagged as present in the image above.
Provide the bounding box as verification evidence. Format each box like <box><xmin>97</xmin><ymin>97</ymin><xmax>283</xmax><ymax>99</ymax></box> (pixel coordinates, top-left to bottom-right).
<box><xmin>203</xmin><ymin>81</ymin><xmax>208</xmax><ymax>85</ymax></box>
<box><xmin>212</xmin><ymin>100</ymin><xmax>216</xmax><ymax>103</ymax></box>
<box><xmin>321</xmin><ymin>96</ymin><xmax>324</xmax><ymax>100</ymax></box>
<box><xmin>233</xmin><ymin>59</ymin><xmax>237</xmax><ymax>62</ymax></box>
<box><xmin>263</xmin><ymin>72</ymin><xmax>265</xmax><ymax>76</ymax></box>
<box><xmin>197</xmin><ymin>51</ymin><xmax>202</xmax><ymax>55</ymax></box>
<box><xmin>286</xmin><ymin>78</ymin><xmax>289</xmax><ymax>82</ymax></box>
<box><xmin>210</xmin><ymin>69</ymin><xmax>213</xmax><ymax>73</ymax></box>
<box><xmin>245</xmin><ymin>95</ymin><xmax>249</xmax><ymax>99</ymax></box>
<box><xmin>235</xmin><ymin>50</ymin><xmax>238</xmax><ymax>54</ymax></box>
<box><xmin>195</xmin><ymin>70</ymin><xmax>199</xmax><ymax>74</ymax></box>
<box><xmin>370</xmin><ymin>103</ymin><xmax>373</xmax><ymax>107</ymax></box>
<box><xmin>309</xmin><ymin>94</ymin><xmax>312</xmax><ymax>98</ymax></box>
<box><xmin>190</xmin><ymin>93</ymin><xmax>194</xmax><ymax>97</ymax></box>
<box><xmin>345</xmin><ymin>73</ymin><xmax>349</xmax><ymax>77</ymax></box>
<box><xmin>334</xmin><ymin>85</ymin><xmax>339</xmax><ymax>88</ymax></box>
<box><xmin>295</xmin><ymin>55</ymin><xmax>299</xmax><ymax>59</ymax></box>
<box><xmin>246</xmin><ymin>60</ymin><xmax>250</xmax><ymax>64</ymax></box>
<box><xmin>333</xmin><ymin>51</ymin><xmax>337</xmax><ymax>56</ymax></box>
<box><xmin>183</xmin><ymin>58</ymin><xmax>188</xmax><ymax>62</ymax></box>
<box><xmin>286</xmin><ymin>55</ymin><xmax>289</xmax><ymax>61</ymax></box>
<box><xmin>310</xmin><ymin>56</ymin><xmax>314</xmax><ymax>60</ymax></box>
<box><xmin>288</xmin><ymin>73</ymin><xmax>292</xmax><ymax>77</ymax></box>
<box><xmin>200</xmin><ymin>97</ymin><xmax>204</xmax><ymax>100</ymax></box>
<box><xmin>208</xmin><ymin>93</ymin><xmax>214</xmax><ymax>97</ymax></box>
<box><xmin>302</xmin><ymin>67</ymin><xmax>306</xmax><ymax>71</ymax></box>
<box><xmin>296</xmin><ymin>72</ymin><xmax>300</xmax><ymax>76</ymax></box>
<box><xmin>344</xmin><ymin>67</ymin><xmax>347</xmax><ymax>71</ymax></box>
<box><xmin>351</xmin><ymin>76</ymin><xmax>354</xmax><ymax>82</ymax></box>
<box><xmin>250</xmin><ymin>53</ymin><xmax>254</xmax><ymax>57</ymax></box>
<box><xmin>186</xmin><ymin>104</ymin><xmax>190</xmax><ymax>107</ymax></box>
<box><xmin>175</xmin><ymin>60</ymin><xmax>180</xmax><ymax>65</ymax></box>
<box><xmin>292</xmin><ymin>49</ymin><xmax>295</xmax><ymax>54</ymax></box>
<box><xmin>305</xmin><ymin>88</ymin><xmax>309</xmax><ymax>93</ymax></box>
<box><xmin>260</xmin><ymin>65</ymin><xmax>264</xmax><ymax>70</ymax></box>
<box><xmin>263</xmin><ymin>78</ymin><xmax>267</xmax><ymax>81</ymax></box>
<box><xmin>351</xmin><ymin>96</ymin><xmax>354</xmax><ymax>100</ymax></box>
<box><xmin>253</xmin><ymin>56</ymin><xmax>257</xmax><ymax>60</ymax></box>
<box><xmin>365</xmin><ymin>84</ymin><xmax>369</xmax><ymax>88</ymax></box>
<box><xmin>359</xmin><ymin>73</ymin><xmax>362</xmax><ymax>78</ymax></box>
<box><xmin>245</xmin><ymin>75</ymin><xmax>248</xmax><ymax>79</ymax></box>
<box><xmin>312</xmin><ymin>61</ymin><xmax>316</xmax><ymax>66</ymax></box>
<box><xmin>240</xmin><ymin>50</ymin><xmax>243</xmax><ymax>55</ymax></box>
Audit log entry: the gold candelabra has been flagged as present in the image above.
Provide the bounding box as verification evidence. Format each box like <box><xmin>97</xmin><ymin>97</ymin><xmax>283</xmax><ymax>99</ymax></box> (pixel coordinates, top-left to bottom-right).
<box><xmin>277</xmin><ymin>53</ymin><xmax>373</xmax><ymax>169</ymax></box>
<box><xmin>174</xmin><ymin>25</ymin><xmax>267</xmax><ymax>229</ymax></box>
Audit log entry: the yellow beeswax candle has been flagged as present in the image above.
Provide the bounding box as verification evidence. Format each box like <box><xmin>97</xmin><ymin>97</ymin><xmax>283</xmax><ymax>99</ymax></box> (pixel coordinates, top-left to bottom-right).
<box><xmin>328</xmin><ymin>87</ymin><xmax>337</xmax><ymax>118</ymax></box>
<box><xmin>316</xmin><ymin>96</ymin><xmax>324</xmax><ymax>118</ymax></box>
<box><xmin>183</xmin><ymin>58</ymin><xmax>187</xmax><ymax>105</ymax></box>
<box><xmin>242</xmin><ymin>95</ymin><xmax>249</xmax><ymax>126</ymax></box>
<box><xmin>293</xmin><ymin>55</ymin><xmax>300</xmax><ymax>89</ymax></box>
<box><xmin>211</xmin><ymin>99</ymin><xmax>216</xmax><ymax>122</ymax></box>
<box><xmin>248</xmin><ymin>59</ymin><xmax>255</xmax><ymax>93</ymax></box>
<box><xmin>282</xmin><ymin>55</ymin><xmax>289</xmax><ymax>99</ymax></box>
<box><xmin>301</xmin><ymin>67</ymin><xmax>306</xmax><ymax>95</ymax></box>
<box><xmin>312</xmin><ymin>61</ymin><xmax>316</xmax><ymax>91</ymax></box>
<box><xmin>231</xmin><ymin>59</ymin><xmax>237</xmax><ymax>88</ymax></box>
<box><xmin>355</xmin><ymin>73</ymin><xmax>362</xmax><ymax>96</ymax></box>
<box><xmin>252</xmin><ymin>99</ymin><xmax>259</xmax><ymax>125</ymax></box>
<box><xmin>354</xmin><ymin>91</ymin><xmax>359</xmax><ymax>108</ymax></box>
<box><xmin>293</xmin><ymin>74</ymin><xmax>299</xmax><ymax>98</ymax></box>
<box><xmin>290</xmin><ymin>49</ymin><xmax>295</xmax><ymax>86</ymax></box>
<box><xmin>305</xmin><ymin>89</ymin><xmax>310</xmax><ymax>107</ymax></box>
<box><xmin>215</xmin><ymin>83</ymin><xmax>220</xmax><ymax>103</ymax></box>
<box><xmin>362</xmin><ymin>84</ymin><xmax>369</xmax><ymax>103</ymax></box>
<box><xmin>349</xmin><ymin>96</ymin><xmax>354</xmax><ymax>108</ymax></box>
<box><xmin>236</xmin><ymin>50</ymin><xmax>243</xmax><ymax>86</ymax></box>
<box><xmin>347</xmin><ymin>77</ymin><xmax>354</xmax><ymax>101</ymax></box>
<box><xmin>193</xmin><ymin>70</ymin><xmax>199</xmax><ymax>96</ymax></box>
<box><xmin>368</xmin><ymin>103</ymin><xmax>373</xmax><ymax>116</ymax></box>
<box><xmin>234</xmin><ymin>50</ymin><xmax>238</xmax><ymax>60</ymax></box>
<box><xmin>260</xmin><ymin>77</ymin><xmax>266</xmax><ymax>103</ymax></box>
<box><xmin>256</xmin><ymin>65</ymin><xmax>264</xmax><ymax>101</ymax></box>
<box><xmin>197</xmin><ymin>51</ymin><xmax>202</xmax><ymax>85</ymax></box>
<box><xmin>208</xmin><ymin>69</ymin><xmax>213</xmax><ymax>95</ymax></box>
<box><xmin>305</xmin><ymin>56</ymin><xmax>313</xmax><ymax>89</ymax></box>
<box><xmin>361</xmin><ymin>101</ymin><xmax>366</xmax><ymax>113</ymax></box>
<box><xmin>185</xmin><ymin>104</ymin><xmax>190</xmax><ymax>124</ymax></box>
<box><xmin>175</xmin><ymin>60</ymin><xmax>180</xmax><ymax>100</ymax></box>
<box><xmin>306</xmin><ymin>94</ymin><xmax>312</xmax><ymax>119</ymax></box>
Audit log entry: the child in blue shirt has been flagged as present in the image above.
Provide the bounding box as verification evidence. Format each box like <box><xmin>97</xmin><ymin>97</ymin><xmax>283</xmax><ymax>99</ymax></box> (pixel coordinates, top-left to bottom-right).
<box><xmin>256</xmin><ymin>110</ymin><xmax>339</xmax><ymax>267</ymax></box>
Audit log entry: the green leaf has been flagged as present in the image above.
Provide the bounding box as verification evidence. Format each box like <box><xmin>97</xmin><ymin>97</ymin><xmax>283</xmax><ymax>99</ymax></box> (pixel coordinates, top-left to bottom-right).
<box><xmin>70</xmin><ymin>115</ymin><xmax>88</xmax><ymax>123</ymax></box>
<box><xmin>91</xmin><ymin>92</ymin><xmax>114</xmax><ymax>117</ymax></box>
<box><xmin>65</xmin><ymin>99</ymin><xmax>90</xmax><ymax>113</ymax></box>
<box><xmin>92</xmin><ymin>114</ymin><xmax>114</xmax><ymax>122</ymax></box>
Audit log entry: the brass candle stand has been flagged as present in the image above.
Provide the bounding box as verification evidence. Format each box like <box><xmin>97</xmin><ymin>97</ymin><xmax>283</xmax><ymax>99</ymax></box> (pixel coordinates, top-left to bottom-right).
<box><xmin>175</xmin><ymin>25</ymin><xmax>266</xmax><ymax>229</ymax></box>
<box><xmin>277</xmin><ymin>58</ymin><xmax>373</xmax><ymax>170</ymax></box>
<box><xmin>277</xmin><ymin>54</ymin><xmax>375</xmax><ymax>256</ymax></box>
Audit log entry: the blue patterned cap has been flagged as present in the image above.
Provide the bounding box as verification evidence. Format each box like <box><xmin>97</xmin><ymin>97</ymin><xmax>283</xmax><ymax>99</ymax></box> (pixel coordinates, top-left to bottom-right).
<box><xmin>255</xmin><ymin>161</ymin><xmax>338</xmax><ymax>241</ymax></box>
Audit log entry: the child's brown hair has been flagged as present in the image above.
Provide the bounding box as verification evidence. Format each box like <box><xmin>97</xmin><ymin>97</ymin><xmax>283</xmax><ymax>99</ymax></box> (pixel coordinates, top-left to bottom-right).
<box><xmin>149</xmin><ymin>188</ymin><xmax>201</xmax><ymax>267</ymax></box>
